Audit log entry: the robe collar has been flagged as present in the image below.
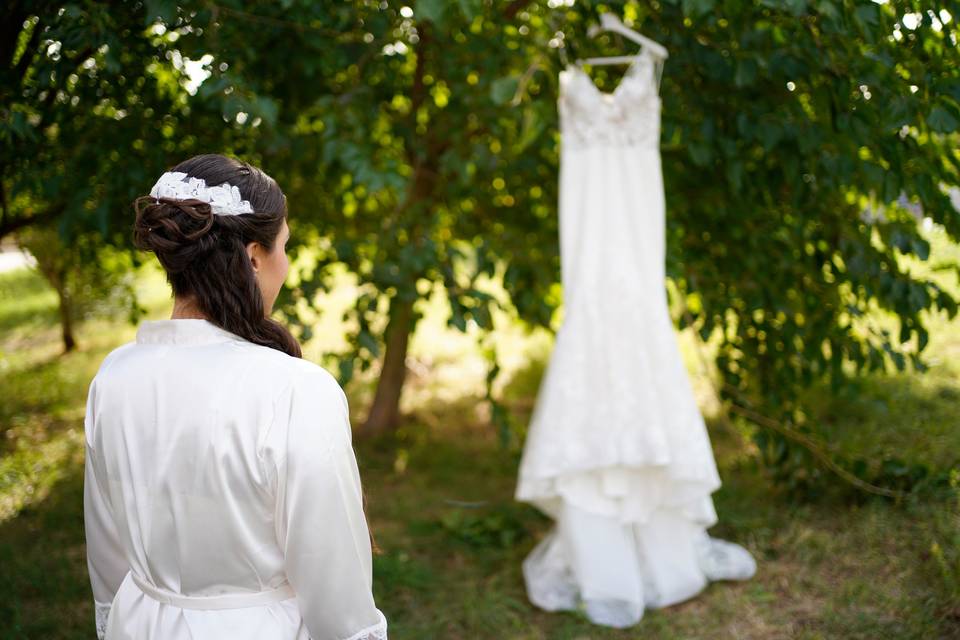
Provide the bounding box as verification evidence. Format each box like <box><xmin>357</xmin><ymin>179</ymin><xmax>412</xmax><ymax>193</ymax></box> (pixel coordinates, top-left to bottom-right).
<box><xmin>136</xmin><ymin>318</ymin><xmax>248</xmax><ymax>345</ymax></box>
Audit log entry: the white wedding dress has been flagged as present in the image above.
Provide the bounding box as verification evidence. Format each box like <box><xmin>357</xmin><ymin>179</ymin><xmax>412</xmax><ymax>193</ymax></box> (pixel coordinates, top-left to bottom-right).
<box><xmin>515</xmin><ymin>49</ymin><xmax>755</xmax><ymax>627</ymax></box>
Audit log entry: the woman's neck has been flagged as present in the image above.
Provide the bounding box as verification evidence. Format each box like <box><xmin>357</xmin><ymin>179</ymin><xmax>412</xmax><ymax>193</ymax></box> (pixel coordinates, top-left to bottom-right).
<box><xmin>171</xmin><ymin>297</ymin><xmax>208</xmax><ymax>320</ymax></box>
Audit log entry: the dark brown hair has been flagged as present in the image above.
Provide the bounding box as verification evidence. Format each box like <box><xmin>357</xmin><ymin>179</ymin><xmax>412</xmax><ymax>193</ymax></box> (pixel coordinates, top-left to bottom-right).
<box><xmin>133</xmin><ymin>154</ymin><xmax>301</xmax><ymax>358</ymax></box>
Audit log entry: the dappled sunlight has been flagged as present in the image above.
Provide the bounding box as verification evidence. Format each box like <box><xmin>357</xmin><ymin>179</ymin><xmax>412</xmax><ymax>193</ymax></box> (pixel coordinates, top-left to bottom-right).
<box><xmin>0</xmin><ymin>427</ymin><xmax>83</xmax><ymax>524</ymax></box>
<box><xmin>0</xmin><ymin>262</ymin><xmax>172</xmax><ymax>524</ymax></box>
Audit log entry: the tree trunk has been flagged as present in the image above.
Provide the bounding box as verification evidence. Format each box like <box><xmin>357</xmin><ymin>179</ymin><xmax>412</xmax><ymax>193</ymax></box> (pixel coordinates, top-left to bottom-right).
<box><xmin>360</xmin><ymin>296</ymin><xmax>415</xmax><ymax>437</ymax></box>
<box><xmin>56</xmin><ymin>279</ymin><xmax>76</xmax><ymax>353</ymax></box>
<box><xmin>358</xmin><ymin>28</ymin><xmax>437</xmax><ymax>438</ymax></box>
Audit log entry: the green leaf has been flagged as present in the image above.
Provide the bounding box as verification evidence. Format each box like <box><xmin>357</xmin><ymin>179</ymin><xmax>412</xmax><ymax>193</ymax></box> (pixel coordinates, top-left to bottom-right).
<box><xmin>145</xmin><ymin>0</ymin><xmax>178</xmax><ymax>25</ymax></box>
<box><xmin>938</xmin><ymin>79</ymin><xmax>960</xmax><ymax>103</ymax></box>
<box><xmin>358</xmin><ymin>331</ymin><xmax>380</xmax><ymax>357</ymax></box>
<box><xmin>782</xmin><ymin>0</ymin><xmax>807</xmax><ymax>16</ymax></box>
<box><xmin>490</xmin><ymin>76</ymin><xmax>519</xmax><ymax>105</ymax></box>
<box><xmin>854</xmin><ymin>5</ymin><xmax>878</xmax><ymax>29</ymax></box>
<box><xmin>862</xmin><ymin>162</ymin><xmax>884</xmax><ymax>191</ymax></box>
<box><xmin>516</xmin><ymin>105</ymin><xmax>547</xmax><ymax>152</ymax></box>
<box><xmin>682</xmin><ymin>0</ymin><xmax>716</xmax><ymax>18</ymax></box>
<box><xmin>816</xmin><ymin>1</ymin><xmax>839</xmax><ymax>21</ymax></box>
<box><xmin>726</xmin><ymin>162</ymin><xmax>744</xmax><ymax>193</ymax></box>
<box><xmin>688</xmin><ymin>142</ymin><xmax>712</xmax><ymax>166</ymax></box>
<box><xmin>456</xmin><ymin>0</ymin><xmax>482</xmax><ymax>20</ymax></box>
<box><xmin>415</xmin><ymin>0</ymin><xmax>446</xmax><ymax>24</ymax></box>
<box><xmin>928</xmin><ymin>105</ymin><xmax>959</xmax><ymax>133</ymax></box>
<box><xmin>252</xmin><ymin>95</ymin><xmax>279</xmax><ymax>127</ymax></box>
<box><xmin>449</xmin><ymin>310</ymin><xmax>467</xmax><ymax>332</ymax></box>
<box><xmin>756</xmin><ymin>121</ymin><xmax>783</xmax><ymax>151</ymax></box>
<box><xmin>338</xmin><ymin>358</ymin><xmax>355</xmax><ymax>385</ymax></box>
<box><xmin>734</xmin><ymin>59</ymin><xmax>758</xmax><ymax>87</ymax></box>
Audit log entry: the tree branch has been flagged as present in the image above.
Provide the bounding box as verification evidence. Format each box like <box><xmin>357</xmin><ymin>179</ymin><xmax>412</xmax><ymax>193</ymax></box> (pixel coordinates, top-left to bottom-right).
<box><xmin>0</xmin><ymin>173</ymin><xmax>7</xmax><ymax>231</ymax></box>
<box><xmin>211</xmin><ymin>4</ymin><xmax>344</xmax><ymax>36</ymax></box>
<box><xmin>0</xmin><ymin>204</ymin><xmax>63</xmax><ymax>242</ymax></box>
<box><xmin>503</xmin><ymin>0</ymin><xmax>533</xmax><ymax>20</ymax></box>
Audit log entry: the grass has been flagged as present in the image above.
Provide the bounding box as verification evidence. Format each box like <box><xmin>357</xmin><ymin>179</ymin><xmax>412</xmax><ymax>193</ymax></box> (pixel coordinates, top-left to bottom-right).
<box><xmin>1</xmin><ymin>245</ymin><xmax>959</xmax><ymax>638</ymax></box>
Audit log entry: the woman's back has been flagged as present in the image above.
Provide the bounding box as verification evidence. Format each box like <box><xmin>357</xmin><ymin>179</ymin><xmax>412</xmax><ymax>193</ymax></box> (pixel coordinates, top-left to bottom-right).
<box><xmin>85</xmin><ymin>319</ymin><xmax>387</xmax><ymax>639</ymax></box>
<box><xmin>90</xmin><ymin>319</ymin><xmax>303</xmax><ymax>596</ymax></box>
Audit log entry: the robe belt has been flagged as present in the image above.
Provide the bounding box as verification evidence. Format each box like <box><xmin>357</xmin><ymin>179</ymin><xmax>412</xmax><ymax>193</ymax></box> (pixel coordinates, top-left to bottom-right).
<box><xmin>129</xmin><ymin>571</ymin><xmax>295</xmax><ymax>610</ymax></box>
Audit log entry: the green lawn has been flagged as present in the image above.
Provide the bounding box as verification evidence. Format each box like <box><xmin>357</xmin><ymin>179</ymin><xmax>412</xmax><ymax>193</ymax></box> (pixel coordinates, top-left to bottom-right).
<box><xmin>1</xmin><ymin>246</ymin><xmax>959</xmax><ymax>639</ymax></box>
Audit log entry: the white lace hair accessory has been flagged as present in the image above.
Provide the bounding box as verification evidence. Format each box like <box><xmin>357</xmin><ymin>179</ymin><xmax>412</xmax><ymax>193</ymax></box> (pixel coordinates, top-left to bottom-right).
<box><xmin>149</xmin><ymin>171</ymin><xmax>254</xmax><ymax>216</ymax></box>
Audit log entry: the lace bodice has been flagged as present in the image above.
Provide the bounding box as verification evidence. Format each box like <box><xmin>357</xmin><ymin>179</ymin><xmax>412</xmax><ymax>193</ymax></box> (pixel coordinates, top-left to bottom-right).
<box><xmin>559</xmin><ymin>52</ymin><xmax>661</xmax><ymax>150</ymax></box>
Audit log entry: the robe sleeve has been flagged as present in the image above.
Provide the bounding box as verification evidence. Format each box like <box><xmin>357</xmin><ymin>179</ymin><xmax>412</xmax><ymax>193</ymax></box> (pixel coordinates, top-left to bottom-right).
<box><xmin>83</xmin><ymin>377</ymin><xmax>129</xmax><ymax>640</ymax></box>
<box><xmin>271</xmin><ymin>368</ymin><xmax>387</xmax><ymax>640</ymax></box>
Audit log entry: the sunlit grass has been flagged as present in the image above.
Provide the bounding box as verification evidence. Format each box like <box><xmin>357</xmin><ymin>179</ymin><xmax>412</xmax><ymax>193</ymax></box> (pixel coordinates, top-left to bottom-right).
<box><xmin>0</xmin><ymin>263</ymin><xmax>170</xmax><ymax>526</ymax></box>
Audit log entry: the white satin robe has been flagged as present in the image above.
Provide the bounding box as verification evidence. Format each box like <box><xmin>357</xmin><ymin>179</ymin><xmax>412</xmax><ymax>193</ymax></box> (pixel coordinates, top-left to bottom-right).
<box><xmin>83</xmin><ymin>318</ymin><xmax>387</xmax><ymax>640</ymax></box>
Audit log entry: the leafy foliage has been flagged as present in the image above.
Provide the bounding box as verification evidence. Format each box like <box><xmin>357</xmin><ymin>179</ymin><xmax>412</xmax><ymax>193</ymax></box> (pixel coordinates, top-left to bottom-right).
<box><xmin>5</xmin><ymin>1</ymin><xmax>960</xmax><ymax>484</ymax></box>
<box><xmin>1</xmin><ymin>1</ymin><xmax>242</xmax><ymax>244</ymax></box>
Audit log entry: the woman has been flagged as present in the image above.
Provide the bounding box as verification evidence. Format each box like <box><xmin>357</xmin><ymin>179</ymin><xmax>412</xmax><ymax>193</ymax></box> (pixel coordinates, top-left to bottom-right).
<box><xmin>83</xmin><ymin>154</ymin><xmax>387</xmax><ymax>640</ymax></box>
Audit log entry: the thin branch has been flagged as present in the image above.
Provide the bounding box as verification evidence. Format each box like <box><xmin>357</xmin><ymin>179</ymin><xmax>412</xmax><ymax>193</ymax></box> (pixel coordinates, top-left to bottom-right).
<box><xmin>511</xmin><ymin>57</ymin><xmax>545</xmax><ymax>106</ymax></box>
<box><xmin>0</xmin><ymin>204</ymin><xmax>63</xmax><ymax>242</ymax></box>
<box><xmin>726</xmin><ymin>402</ymin><xmax>904</xmax><ymax>499</ymax></box>
<box><xmin>211</xmin><ymin>4</ymin><xmax>345</xmax><ymax>36</ymax></box>
<box><xmin>504</xmin><ymin>0</ymin><xmax>533</xmax><ymax>20</ymax></box>
<box><xmin>404</xmin><ymin>21</ymin><xmax>430</xmax><ymax>171</ymax></box>
<box><xmin>0</xmin><ymin>173</ymin><xmax>7</xmax><ymax>231</ymax></box>
<box><xmin>678</xmin><ymin>298</ymin><xmax>906</xmax><ymax>500</ymax></box>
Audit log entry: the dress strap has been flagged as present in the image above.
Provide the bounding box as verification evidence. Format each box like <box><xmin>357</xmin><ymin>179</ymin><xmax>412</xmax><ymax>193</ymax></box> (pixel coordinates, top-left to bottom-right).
<box><xmin>128</xmin><ymin>572</ymin><xmax>295</xmax><ymax>610</ymax></box>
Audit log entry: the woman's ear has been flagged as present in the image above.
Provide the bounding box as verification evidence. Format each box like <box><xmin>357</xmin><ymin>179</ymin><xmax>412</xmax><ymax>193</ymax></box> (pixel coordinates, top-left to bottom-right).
<box><xmin>246</xmin><ymin>240</ymin><xmax>260</xmax><ymax>273</ymax></box>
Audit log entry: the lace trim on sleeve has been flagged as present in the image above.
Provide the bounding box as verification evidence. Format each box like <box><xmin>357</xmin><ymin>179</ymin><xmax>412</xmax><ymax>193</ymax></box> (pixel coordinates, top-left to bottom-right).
<box><xmin>94</xmin><ymin>601</ymin><xmax>111</xmax><ymax>640</ymax></box>
<box><xmin>342</xmin><ymin>608</ymin><xmax>387</xmax><ymax>640</ymax></box>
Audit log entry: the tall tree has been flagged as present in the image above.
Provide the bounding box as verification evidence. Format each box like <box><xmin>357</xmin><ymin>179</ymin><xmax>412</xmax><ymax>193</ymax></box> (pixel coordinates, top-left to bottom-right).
<box><xmin>165</xmin><ymin>1</ymin><xmax>960</xmax><ymax>456</ymax></box>
<box><xmin>7</xmin><ymin>2</ymin><xmax>960</xmax><ymax>491</ymax></box>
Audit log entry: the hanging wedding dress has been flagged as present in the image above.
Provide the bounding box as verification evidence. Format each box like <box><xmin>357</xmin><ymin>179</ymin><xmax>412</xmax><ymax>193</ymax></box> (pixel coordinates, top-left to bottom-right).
<box><xmin>515</xmin><ymin>47</ymin><xmax>755</xmax><ymax>628</ymax></box>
